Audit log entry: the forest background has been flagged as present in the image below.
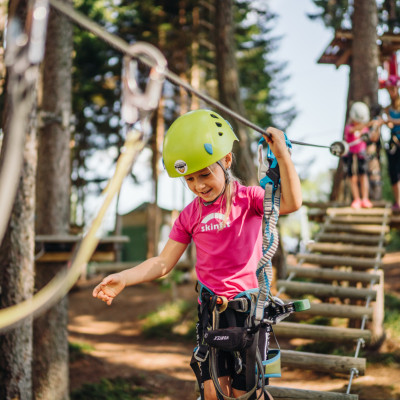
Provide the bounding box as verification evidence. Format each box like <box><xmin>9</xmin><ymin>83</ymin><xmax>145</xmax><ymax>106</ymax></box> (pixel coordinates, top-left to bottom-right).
<box><xmin>0</xmin><ymin>0</ymin><xmax>399</xmax><ymax>399</ymax></box>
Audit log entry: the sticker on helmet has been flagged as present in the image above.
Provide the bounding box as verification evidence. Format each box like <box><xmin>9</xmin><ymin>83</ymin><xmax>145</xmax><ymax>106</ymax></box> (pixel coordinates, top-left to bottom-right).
<box><xmin>174</xmin><ymin>160</ymin><xmax>188</xmax><ymax>175</ymax></box>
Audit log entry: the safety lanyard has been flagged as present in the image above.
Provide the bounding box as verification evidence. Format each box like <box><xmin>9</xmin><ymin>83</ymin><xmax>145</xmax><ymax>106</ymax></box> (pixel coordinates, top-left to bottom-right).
<box><xmin>255</xmin><ymin>135</ymin><xmax>292</xmax><ymax>324</ymax></box>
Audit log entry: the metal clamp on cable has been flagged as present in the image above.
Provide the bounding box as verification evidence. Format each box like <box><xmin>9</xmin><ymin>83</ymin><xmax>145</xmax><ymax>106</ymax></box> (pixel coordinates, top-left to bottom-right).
<box><xmin>121</xmin><ymin>42</ymin><xmax>167</xmax><ymax>128</ymax></box>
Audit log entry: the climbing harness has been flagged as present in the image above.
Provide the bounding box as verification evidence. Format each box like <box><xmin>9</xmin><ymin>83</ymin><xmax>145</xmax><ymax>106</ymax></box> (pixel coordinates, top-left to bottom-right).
<box><xmin>0</xmin><ymin>38</ymin><xmax>167</xmax><ymax>332</ymax></box>
<box><xmin>190</xmin><ymin>136</ymin><xmax>309</xmax><ymax>400</ymax></box>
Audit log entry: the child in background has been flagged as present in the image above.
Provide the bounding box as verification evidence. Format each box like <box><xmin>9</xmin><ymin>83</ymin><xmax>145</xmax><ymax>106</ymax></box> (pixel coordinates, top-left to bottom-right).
<box><xmin>93</xmin><ymin>109</ymin><xmax>302</xmax><ymax>400</ymax></box>
<box><xmin>344</xmin><ymin>101</ymin><xmax>374</xmax><ymax>209</ymax></box>
<box><xmin>385</xmin><ymin>85</ymin><xmax>400</xmax><ymax>211</ymax></box>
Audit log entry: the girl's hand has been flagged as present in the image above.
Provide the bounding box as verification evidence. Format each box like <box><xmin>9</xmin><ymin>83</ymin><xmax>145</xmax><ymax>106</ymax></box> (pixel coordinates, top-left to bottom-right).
<box><xmin>92</xmin><ymin>273</ymin><xmax>126</xmax><ymax>305</ymax></box>
<box><xmin>262</xmin><ymin>127</ymin><xmax>290</xmax><ymax>159</ymax></box>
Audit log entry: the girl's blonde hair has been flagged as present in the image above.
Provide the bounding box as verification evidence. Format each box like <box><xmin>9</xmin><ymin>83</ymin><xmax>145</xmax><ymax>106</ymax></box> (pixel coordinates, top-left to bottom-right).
<box><xmin>195</xmin><ymin>154</ymin><xmax>240</xmax><ymax>230</ymax></box>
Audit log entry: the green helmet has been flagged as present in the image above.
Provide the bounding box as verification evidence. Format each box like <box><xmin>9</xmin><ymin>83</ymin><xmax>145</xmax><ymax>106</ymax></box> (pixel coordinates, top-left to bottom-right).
<box><xmin>162</xmin><ymin>109</ymin><xmax>239</xmax><ymax>177</ymax></box>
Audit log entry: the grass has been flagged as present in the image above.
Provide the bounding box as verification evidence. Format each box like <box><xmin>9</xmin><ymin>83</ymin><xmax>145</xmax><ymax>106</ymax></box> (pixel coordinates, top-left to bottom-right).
<box><xmin>140</xmin><ymin>299</ymin><xmax>197</xmax><ymax>340</ymax></box>
<box><xmin>384</xmin><ymin>293</ymin><xmax>400</xmax><ymax>338</ymax></box>
<box><xmin>386</xmin><ymin>230</ymin><xmax>400</xmax><ymax>252</ymax></box>
<box><xmin>70</xmin><ymin>377</ymin><xmax>149</xmax><ymax>400</ymax></box>
<box><xmin>69</xmin><ymin>341</ymin><xmax>95</xmax><ymax>362</ymax></box>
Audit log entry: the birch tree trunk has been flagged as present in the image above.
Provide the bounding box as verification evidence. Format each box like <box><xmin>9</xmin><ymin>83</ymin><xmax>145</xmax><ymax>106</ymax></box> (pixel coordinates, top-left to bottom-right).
<box><xmin>33</xmin><ymin>2</ymin><xmax>73</xmax><ymax>399</ymax></box>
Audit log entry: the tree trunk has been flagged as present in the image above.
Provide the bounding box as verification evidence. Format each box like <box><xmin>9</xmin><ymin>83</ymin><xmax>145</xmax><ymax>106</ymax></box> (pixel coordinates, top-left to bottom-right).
<box><xmin>352</xmin><ymin>0</ymin><xmax>381</xmax><ymax>201</ymax></box>
<box><xmin>214</xmin><ymin>0</ymin><xmax>257</xmax><ymax>185</ymax></box>
<box><xmin>331</xmin><ymin>0</ymin><xmax>381</xmax><ymax>201</ymax></box>
<box><xmin>0</xmin><ymin>1</ymin><xmax>36</xmax><ymax>398</ymax></box>
<box><xmin>33</xmin><ymin>2</ymin><xmax>73</xmax><ymax>399</ymax></box>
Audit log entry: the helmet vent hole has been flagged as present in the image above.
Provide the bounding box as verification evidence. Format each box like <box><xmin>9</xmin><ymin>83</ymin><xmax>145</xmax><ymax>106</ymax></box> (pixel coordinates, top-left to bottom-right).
<box><xmin>210</xmin><ymin>113</ymin><xmax>219</xmax><ymax>119</ymax></box>
<box><xmin>218</xmin><ymin>132</ymin><xmax>223</xmax><ymax>136</ymax></box>
<box><xmin>215</xmin><ymin>122</ymin><xmax>222</xmax><ymax>127</ymax></box>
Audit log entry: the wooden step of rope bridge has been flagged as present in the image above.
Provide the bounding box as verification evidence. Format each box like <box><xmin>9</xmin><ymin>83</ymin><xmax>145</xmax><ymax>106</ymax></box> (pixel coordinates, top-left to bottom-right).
<box><xmin>271</xmin><ymin>204</ymin><xmax>390</xmax><ymax>400</ymax></box>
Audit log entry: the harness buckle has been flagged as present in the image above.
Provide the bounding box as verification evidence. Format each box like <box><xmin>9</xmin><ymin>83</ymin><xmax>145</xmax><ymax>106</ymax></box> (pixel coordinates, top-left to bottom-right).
<box><xmin>194</xmin><ymin>345</ymin><xmax>209</xmax><ymax>362</ymax></box>
<box><xmin>228</xmin><ymin>297</ymin><xmax>249</xmax><ymax>312</ymax></box>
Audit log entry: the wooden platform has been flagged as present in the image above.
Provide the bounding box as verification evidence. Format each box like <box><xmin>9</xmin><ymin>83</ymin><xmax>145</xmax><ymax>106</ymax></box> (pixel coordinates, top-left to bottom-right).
<box><xmin>35</xmin><ymin>234</ymin><xmax>129</xmax><ymax>263</ymax></box>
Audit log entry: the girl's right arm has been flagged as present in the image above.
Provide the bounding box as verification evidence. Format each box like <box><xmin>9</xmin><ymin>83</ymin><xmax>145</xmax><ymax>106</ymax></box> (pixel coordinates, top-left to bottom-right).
<box><xmin>92</xmin><ymin>239</ymin><xmax>188</xmax><ymax>305</ymax></box>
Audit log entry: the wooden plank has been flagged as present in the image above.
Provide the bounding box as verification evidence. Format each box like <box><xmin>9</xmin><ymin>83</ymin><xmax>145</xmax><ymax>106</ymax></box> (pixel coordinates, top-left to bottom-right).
<box><xmin>35</xmin><ymin>234</ymin><xmax>130</xmax><ymax>243</ymax></box>
<box><xmin>89</xmin><ymin>261</ymin><xmax>141</xmax><ymax>272</ymax></box>
<box><xmin>324</xmin><ymin>224</ymin><xmax>389</xmax><ymax>235</ymax></box>
<box><xmin>296</xmin><ymin>254</ymin><xmax>381</xmax><ymax>269</ymax></box>
<box><xmin>276</xmin><ymin>280</ymin><xmax>376</xmax><ymax>301</ymax></box>
<box><xmin>318</xmin><ymin>233</ymin><xmax>382</xmax><ymax>245</ymax></box>
<box><xmin>330</xmin><ymin>216</ymin><xmax>385</xmax><ymax>225</ymax></box>
<box><xmin>307</xmin><ymin>242</ymin><xmax>384</xmax><ymax>256</ymax></box>
<box><xmin>89</xmin><ymin>259</ymin><xmax>193</xmax><ymax>273</ymax></box>
<box><xmin>281</xmin><ymin>349</ymin><xmax>366</xmax><ymax>375</ymax></box>
<box><xmin>286</xmin><ymin>300</ymin><xmax>373</xmax><ymax>319</ymax></box>
<box><xmin>36</xmin><ymin>252</ymin><xmax>115</xmax><ymax>262</ymax></box>
<box><xmin>274</xmin><ymin>322</ymin><xmax>371</xmax><ymax>343</ymax></box>
<box><xmin>326</xmin><ymin>207</ymin><xmax>388</xmax><ymax>216</ymax></box>
<box><xmin>287</xmin><ymin>266</ymin><xmax>381</xmax><ymax>284</ymax></box>
<box><xmin>268</xmin><ymin>386</ymin><xmax>358</xmax><ymax>400</ymax></box>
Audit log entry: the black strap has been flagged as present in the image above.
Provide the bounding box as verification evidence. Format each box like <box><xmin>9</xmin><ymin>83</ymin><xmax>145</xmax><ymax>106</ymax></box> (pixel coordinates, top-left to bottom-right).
<box><xmin>190</xmin><ymin>354</ymin><xmax>205</xmax><ymax>400</ymax></box>
<box><xmin>245</xmin><ymin>330</ymin><xmax>259</xmax><ymax>396</ymax></box>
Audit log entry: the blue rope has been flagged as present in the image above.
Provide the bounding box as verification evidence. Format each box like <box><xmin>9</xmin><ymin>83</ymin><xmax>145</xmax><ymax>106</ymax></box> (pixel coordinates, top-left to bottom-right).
<box><xmin>254</xmin><ymin>135</ymin><xmax>292</xmax><ymax>323</ymax></box>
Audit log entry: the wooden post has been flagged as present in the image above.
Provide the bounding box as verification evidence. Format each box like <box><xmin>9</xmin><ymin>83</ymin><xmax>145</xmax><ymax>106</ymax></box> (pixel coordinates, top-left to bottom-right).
<box><xmin>370</xmin><ymin>269</ymin><xmax>385</xmax><ymax>344</ymax></box>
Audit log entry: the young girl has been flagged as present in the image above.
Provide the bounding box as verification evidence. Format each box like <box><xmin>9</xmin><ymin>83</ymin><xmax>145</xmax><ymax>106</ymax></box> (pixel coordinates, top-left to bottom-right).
<box><xmin>93</xmin><ymin>109</ymin><xmax>302</xmax><ymax>400</ymax></box>
<box><xmin>343</xmin><ymin>101</ymin><xmax>375</xmax><ymax>209</ymax></box>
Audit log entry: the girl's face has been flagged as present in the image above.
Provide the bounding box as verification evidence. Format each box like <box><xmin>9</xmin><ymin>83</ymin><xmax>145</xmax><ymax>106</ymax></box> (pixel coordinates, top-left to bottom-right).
<box><xmin>184</xmin><ymin>154</ymin><xmax>232</xmax><ymax>203</ymax></box>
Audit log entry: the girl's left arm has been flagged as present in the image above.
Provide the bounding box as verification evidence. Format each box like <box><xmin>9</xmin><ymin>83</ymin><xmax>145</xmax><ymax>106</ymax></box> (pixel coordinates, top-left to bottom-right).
<box><xmin>263</xmin><ymin>127</ymin><xmax>302</xmax><ymax>215</ymax></box>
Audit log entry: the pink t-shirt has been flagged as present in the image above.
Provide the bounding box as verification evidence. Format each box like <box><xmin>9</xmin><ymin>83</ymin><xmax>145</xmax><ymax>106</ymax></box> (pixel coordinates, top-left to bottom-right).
<box><xmin>169</xmin><ymin>182</ymin><xmax>264</xmax><ymax>299</ymax></box>
<box><xmin>344</xmin><ymin>123</ymin><xmax>369</xmax><ymax>154</ymax></box>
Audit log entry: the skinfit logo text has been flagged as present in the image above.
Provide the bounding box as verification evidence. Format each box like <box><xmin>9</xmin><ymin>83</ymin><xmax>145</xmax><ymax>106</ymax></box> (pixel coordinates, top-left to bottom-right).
<box><xmin>200</xmin><ymin>213</ymin><xmax>230</xmax><ymax>232</ymax></box>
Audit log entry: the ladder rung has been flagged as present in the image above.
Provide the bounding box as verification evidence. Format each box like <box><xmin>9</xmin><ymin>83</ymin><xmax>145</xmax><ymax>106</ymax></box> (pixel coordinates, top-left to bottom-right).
<box><xmin>274</xmin><ymin>322</ymin><xmax>371</xmax><ymax>343</ymax></box>
<box><xmin>324</xmin><ymin>223</ymin><xmax>389</xmax><ymax>235</ymax></box>
<box><xmin>287</xmin><ymin>266</ymin><xmax>381</xmax><ymax>284</ymax></box>
<box><xmin>296</xmin><ymin>254</ymin><xmax>381</xmax><ymax>269</ymax></box>
<box><xmin>277</xmin><ymin>280</ymin><xmax>376</xmax><ymax>301</ymax></box>
<box><xmin>330</xmin><ymin>216</ymin><xmax>385</xmax><ymax>225</ymax></box>
<box><xmin>281</xmin><ymin>349</ymin><xmax>366</xmax><ymax>375</ymax></box>
<box><xmin>286</xmin><ymin>300</ymin><xmax>373</xmax><ymax>319</ymax></box>
<box><xmin>326</xmin><ymin>206</ymin><xmax>389</xmax><ymax>216</ymax></box>
<box><xmin>268</xmin><ymin>385</ymin><xmax>358</xmax><ymax>399</ymax></box>
<box><xmin>318</xmin><ymin>233</ymin><xmax>382</xmax><ymax>245</ymax></box>
<box><xmin>306</xmin><ymin>242</ymin><xmax>384</xmax><ymax>257</ymax></box>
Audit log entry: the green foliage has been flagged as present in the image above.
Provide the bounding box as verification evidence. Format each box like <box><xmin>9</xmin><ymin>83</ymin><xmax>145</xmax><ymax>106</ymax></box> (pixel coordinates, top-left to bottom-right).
<box><xmin>70</xmin><ymin>377</ymin><xmax>149</xmax><ymax>400</ymax></box>
<box><xmin>69</xmin><ymin>341</ymin><xmax>95</xmax><ymax>362</ymax></box>
<box><xmin>141</xmin><ymin>299</ymin><xmax>197</xmax><ymax>340</ymax></box>
<box><xmin>386</xmin><ymin>230</ymin><xmax>400</xmax><ymax>252</ymax></box>
<box><xmin>384</xmin><ymin>293</ymin><xmax>400</xmax><ymax>338</ymax></box>
<box><xmin>308</xmin><ymin>0</ymin><xmax>353</xmax><ymax>30</ymax></box>
<box><xmin>71</xmin><ymin>0</ymin><xmax>296</xmax><ymax>223</ymax></box>
<box><xmin>235</xmin><ymin>0</ymin><xmax>296</xmax><ymax>131</ymax></box>
<box><xmin>309</xmin><ymin>0</ymin><xmax>400</xmax><ymax>32</ymax></box>
<box><xmin>367</xmin><ymin>351</ymin><xmax>400</xmax><ymax>365</ymax></box>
